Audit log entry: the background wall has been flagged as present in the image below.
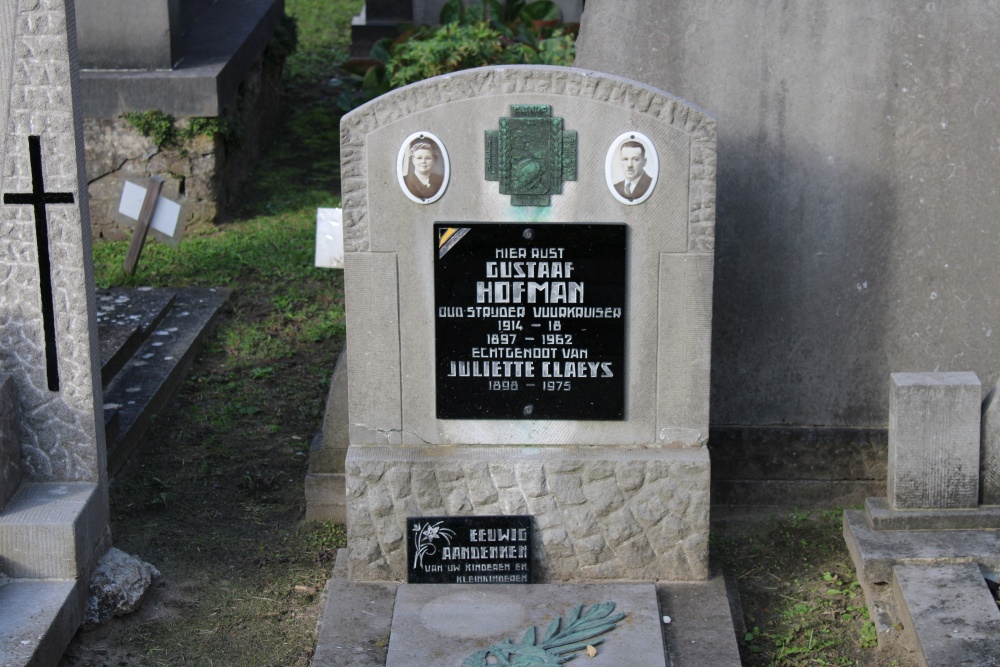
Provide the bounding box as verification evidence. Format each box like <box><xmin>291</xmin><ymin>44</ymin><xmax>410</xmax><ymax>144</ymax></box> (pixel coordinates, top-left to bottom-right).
<box><xmin>577</xmin><ymin>1</ymin><xmax>1000</xmax><ymax>432</ymax></box>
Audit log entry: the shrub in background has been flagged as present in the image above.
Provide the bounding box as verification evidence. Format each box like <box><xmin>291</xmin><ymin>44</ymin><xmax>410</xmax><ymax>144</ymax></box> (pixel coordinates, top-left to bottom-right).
<box><xmin>335</xmin><ymin>0</ymin><xmax>576</xmax><ymax>110</ymax></box>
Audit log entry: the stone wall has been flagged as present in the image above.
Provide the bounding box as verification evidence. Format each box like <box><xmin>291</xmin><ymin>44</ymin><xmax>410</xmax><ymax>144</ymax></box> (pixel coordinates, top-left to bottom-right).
<box><xmin>347</xmin><ymin>446</ymin><xmax>710</xmax><ymax>582</ymax></box>
<box><xmin>576</xmin><ymin>2</ymin><xmax>1000</xmax><ymax>431</ymax></box>
<box><xmin>84</xmin><ymin>44</ymin><xmax>284</xmax><ymax>241</ymax></box>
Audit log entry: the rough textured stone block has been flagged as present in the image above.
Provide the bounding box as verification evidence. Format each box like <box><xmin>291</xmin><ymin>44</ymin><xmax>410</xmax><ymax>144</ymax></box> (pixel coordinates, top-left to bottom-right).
<box><xmin>0</xmin><ymin>374</ymin><xmax>20</xmax><ymax>511</ymax></box>
<box><xmin>0</xmin><ymin>482</ymin><xmax>110</xmax><ymax>580</ymax></box>
<box><xmin>981</xmin><ymin>382</ymin><xmax>1000</xmax><ymax>505</ymax></box>
<box><xmin>346</xmin><ymin>445</ymin><xmax>710</xmax><ymax>583</ymax></box>
<box><xmin>888</xmin><ymin>372</ymin><xmax>981</xmax><ymax>509</ymax></box>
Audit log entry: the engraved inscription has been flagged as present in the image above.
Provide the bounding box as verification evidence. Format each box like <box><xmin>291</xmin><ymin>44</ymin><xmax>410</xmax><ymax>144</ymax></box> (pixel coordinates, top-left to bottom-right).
<box><xmin>435</xmin><ymin>223</ymin><xmax>626</xmax><ymax>420</ymax></box>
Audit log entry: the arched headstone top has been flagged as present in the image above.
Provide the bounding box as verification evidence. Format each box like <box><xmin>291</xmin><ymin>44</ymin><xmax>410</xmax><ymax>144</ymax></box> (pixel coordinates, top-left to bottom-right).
<box><xmin>341</xmin><ymin>65</ymin><xmax>716</xmax><ymax>253</ymax></box>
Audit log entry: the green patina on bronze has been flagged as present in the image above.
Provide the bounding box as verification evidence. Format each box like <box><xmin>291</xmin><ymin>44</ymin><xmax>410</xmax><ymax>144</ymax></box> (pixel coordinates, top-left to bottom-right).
<box><xmin>461</xmin><ymin>601</ymin><xmax>625</xmax><ymax>666</ymax></box>
<box><xmin>485</xmin><ymin>105</ymin><xmax>578</xmax><ymax>206</ymax></box>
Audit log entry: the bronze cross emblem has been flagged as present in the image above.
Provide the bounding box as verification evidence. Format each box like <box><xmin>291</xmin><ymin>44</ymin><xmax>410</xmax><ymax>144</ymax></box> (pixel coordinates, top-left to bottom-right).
<box><xmin>485</xmin><ymin>105</ymin><xmax>577</xmax><ymax>206</ymax></box>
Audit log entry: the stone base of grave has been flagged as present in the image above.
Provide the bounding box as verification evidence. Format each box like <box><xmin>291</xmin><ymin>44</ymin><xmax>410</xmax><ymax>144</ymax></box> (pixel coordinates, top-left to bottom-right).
<box><xmin>312</xmin><ymin>550</ymin><xmax>741</xmax><ymax>667</ymax></box>
<box><xmin>81</xmin><ymin>0</ymin><xmax>287</xmax><ymax>240</ymax></box>
<box><xmin>346</xmin><ymin>445</ymin><xmax>710</xmax><ymax>583</ymax></box>
<box><xmin>306</xmin><ymin>350</ymin><xmax>348</xmax><ymax>524</ymax></box>
<box><xmin>0</xmin><ymin>482</ymin><xmax>111</xmax><ymax>666</ymax></box>
<box><xmin>0</xmin><ymin>580</ymin><xmax>80</xmax><ymax>667</ymax></box>
<box><xmin>97</xmin><ymin>287</ymin><xmax>230</xmax><ymax>476</ymax></box>
<box><xmin>843</xmin><ymin>500</ymin><xmax>1000</xmax><ymax>665</ymax></box>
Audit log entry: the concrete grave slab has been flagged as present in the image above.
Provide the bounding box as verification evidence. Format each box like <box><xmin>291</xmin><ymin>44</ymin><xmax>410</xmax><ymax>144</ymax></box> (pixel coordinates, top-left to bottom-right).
<box><xmin>96</xmin><ymin>288</ymin><xmax>177</xmax><ymax>386</ymax></box>
<box><xmin>888</xmin><ymin>372</ymin><xmax>981</xmax><ymax>510</ymax></box>
<box><xmin>657</xmin><ymin>575</ymin><xmax>743</xmax><ymax>667</ymax></box>
<box><xmin>894</xmin><ymin>563</ymin><xmax>1000</xmax><ymax>667</ymax></box>
<box><xmin>100</xmin><ymin>287</ymin><xmax>230</xmax><ymax>476</ymax></box>
<box><xmin>313</xmin><ymin>551</ymin><xmax>741</xmax><ymax>667</ymax></box>
<box><xmin>0</xmin><ymin>579</ymin><xmax>80</xmax><ymax>667</ymax></box>
<box><xmin>312</xmin><ymin>550</ymin><xmax>396</xmax><ymax>667</ymax></box>
<box><xmin>843</xmin><ymin>509</ymin><xmax>1000</xmax><ymax>587</ymax></box>
<box><xmin>865</xmin><ymin>497</ymin><xmax>1000</xmax><ymax>532</ymax></box>
<box><xmin>386</xmin><ymin>583</ymin><xmax>665</xmax><ymax>667</ymax></box>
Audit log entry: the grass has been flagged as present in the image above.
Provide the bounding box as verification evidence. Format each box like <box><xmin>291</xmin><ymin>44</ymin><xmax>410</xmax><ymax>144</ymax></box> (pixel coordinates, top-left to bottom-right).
<box><xmin>712</xmin><ymin>508</ymin><xmax>914</xmax><ymax>666</ymax></box>
<box><xmin>63</xmin><ymin>0</ymin><xmax>919</xmax><ymax>664</ymax></box>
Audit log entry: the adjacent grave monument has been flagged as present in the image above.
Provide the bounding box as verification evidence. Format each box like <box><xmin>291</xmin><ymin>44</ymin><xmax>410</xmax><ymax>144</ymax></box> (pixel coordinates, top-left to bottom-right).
<box><xmin>576</xmin><ymin>1</ymin><xmax>1000</xmax><ymax>504</ymax></box>
<box><xmin>844</xmin><ymin>372</ymin><xmax>1000</xmax><ymax>665</ymax></box>
<box><xmin>341</xmin><ymin>65</ymin><xmax>716</xmax><ymax>584</ymax></box>
<box><xmin>0</xmin><ymin>0</ymin><xmax>111</xmax><ymax>662</ymax></box>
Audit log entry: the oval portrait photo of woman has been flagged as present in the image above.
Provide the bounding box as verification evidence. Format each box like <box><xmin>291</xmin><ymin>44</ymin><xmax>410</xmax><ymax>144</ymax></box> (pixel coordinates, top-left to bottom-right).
<box><xmin>605</xmin><ymin>131</ymin><xmax>658</xmax><ymax>206</ymax></box>
<box><xmin>397</xmin><ymin>132</ymin><xmax>450</xmax><ymax>204</ymax></box>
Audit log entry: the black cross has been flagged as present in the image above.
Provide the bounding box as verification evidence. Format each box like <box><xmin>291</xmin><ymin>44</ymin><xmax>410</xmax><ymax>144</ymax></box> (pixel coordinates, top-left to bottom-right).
<box><xmin>3</xmin><ymin>135</ymin><xmax>75</xmax><ymax>392</ymax></box>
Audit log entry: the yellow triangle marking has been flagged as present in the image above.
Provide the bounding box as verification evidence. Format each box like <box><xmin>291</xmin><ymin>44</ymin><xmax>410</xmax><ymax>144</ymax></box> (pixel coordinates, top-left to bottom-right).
<box><xmin>439</xmin><ymin>227</ymin><xmax>459</xmax><ymax>248</ymax></box>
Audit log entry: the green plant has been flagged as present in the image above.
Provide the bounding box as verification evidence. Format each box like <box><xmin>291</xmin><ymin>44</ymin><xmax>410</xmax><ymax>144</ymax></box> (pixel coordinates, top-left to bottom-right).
<box><xmin>335</xmin><ymin>0</ymin><xmax>575</xmax><ymax>111</ymax></box>
<box><xmin>124</xmin><ymin>109</ymin><xmax>177</xmax><ymax>148</ymax></box>
<box><xmin>859</xmin><ymin>620</ymin><xmax>878</xmax><ymax>648</ymax></box>
<box><xmin>124</xmin><ymin>109</ymin><xmax>238</xmax><ymax>153</ymax></box>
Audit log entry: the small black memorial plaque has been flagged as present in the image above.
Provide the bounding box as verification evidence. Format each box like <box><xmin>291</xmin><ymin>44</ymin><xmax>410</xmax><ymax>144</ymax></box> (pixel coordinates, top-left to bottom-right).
<box><xmin>407</xmin><ymin>516</ymin><xmax>533</xmax><ymax>584</ymax></box>
<box><xmin>435</xmin><ymin>223</ymin><xmax>627</xmax><ymax>420</ymax></box>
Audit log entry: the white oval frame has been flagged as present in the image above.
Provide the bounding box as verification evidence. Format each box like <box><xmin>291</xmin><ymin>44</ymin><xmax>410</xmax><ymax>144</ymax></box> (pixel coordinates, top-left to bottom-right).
<box><xmin>397</xmin><ymin>131</ymin><xmax>450</xmax><ymax>204</ymax></box>
<box><xmin>605</xmin><ymin>131</ymin><xmax>659</xmax><ymax>205</ymax></box>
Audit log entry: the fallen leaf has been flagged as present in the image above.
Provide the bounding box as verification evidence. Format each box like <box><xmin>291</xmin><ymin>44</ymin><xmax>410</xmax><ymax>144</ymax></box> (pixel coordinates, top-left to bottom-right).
<box><xmin>586</xmin><ymin>645</ymin><xmax>597</xmax><ymax>658</ymax></box>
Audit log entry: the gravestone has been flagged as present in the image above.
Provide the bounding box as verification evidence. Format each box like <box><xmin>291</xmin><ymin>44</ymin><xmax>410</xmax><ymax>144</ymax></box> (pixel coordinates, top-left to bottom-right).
<box><xmin>342</xmin><ymin>65</ymin><xmax>715</xmax><ymax>583</ymax></box>
<box><xmin>844</xmin><ymin>371</ymin><xmax>1000</xmax><ymax>664</ymax></box>
<box><xmin>0</xmin><ymin>0</ymin><xmax>110</xmax><ymax>662</ymax></box>
<box><xmin>888</xmin><ymin>372</ymin><xmax>980</xmax><ymax>509</ymax></box>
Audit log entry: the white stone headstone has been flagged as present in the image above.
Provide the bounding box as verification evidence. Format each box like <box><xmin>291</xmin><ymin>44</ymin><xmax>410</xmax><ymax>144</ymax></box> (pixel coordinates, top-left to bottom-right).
<box><xmin>342</xmin><ymin>66</ymin><xmax>715</xmax><ymax>583</ymax></box>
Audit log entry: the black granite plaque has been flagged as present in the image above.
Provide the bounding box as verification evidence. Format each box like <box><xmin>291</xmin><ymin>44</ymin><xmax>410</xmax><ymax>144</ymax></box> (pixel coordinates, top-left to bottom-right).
<box><xmin>407</xmin><ymin>516</ymin><xmax>533</xmax><ymax>584</ymax></box>
<box><xmin>435</xmin><ymin>223</ymin><xmax>627</xmax><ymax>420</ymax></box>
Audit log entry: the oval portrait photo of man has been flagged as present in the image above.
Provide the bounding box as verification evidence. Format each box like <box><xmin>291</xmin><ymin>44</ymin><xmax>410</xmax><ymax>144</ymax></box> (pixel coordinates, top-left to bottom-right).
<box><xmin>397</xmin><ymin>132</ymin><xmax>450</xmax><ymax>204</ymax></box>
<box><xmin>605</xmin><ymin>132</ymin><xmax>658</xmax><ymax>205</ymax></box>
